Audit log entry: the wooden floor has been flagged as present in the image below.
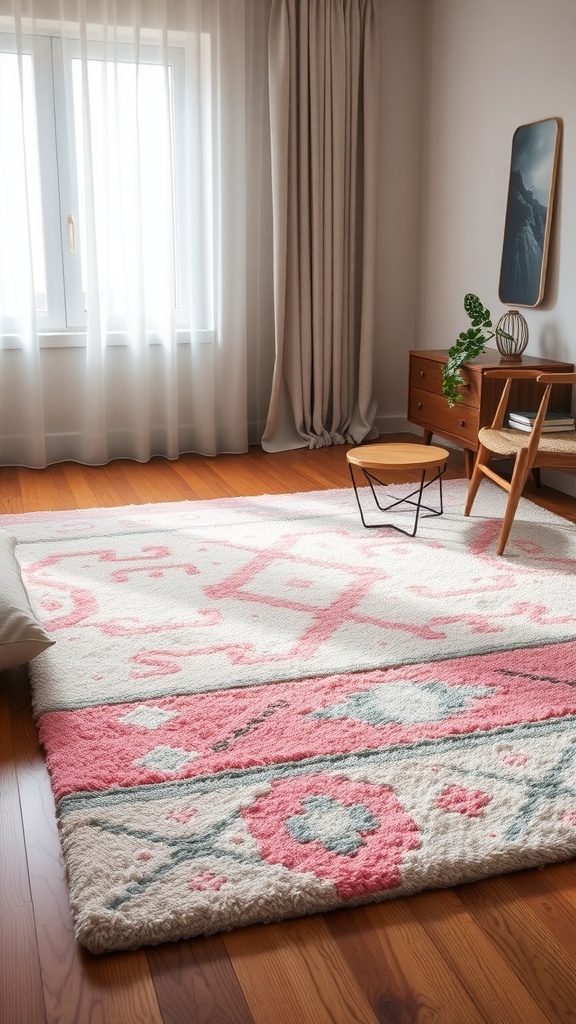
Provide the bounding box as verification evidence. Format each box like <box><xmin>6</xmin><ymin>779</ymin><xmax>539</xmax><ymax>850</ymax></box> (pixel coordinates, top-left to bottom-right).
<box><xmin>2</xmin><ymin>437</ymin><xmax>576</xmax><ymax>1024</ymax></box>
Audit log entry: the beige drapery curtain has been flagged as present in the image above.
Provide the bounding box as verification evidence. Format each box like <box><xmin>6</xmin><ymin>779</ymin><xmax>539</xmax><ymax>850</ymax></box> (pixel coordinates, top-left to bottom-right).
<box><xmin>262</xmin><ymin>0</ymin><xmax>380</xmax><ymax>452</ymax></box>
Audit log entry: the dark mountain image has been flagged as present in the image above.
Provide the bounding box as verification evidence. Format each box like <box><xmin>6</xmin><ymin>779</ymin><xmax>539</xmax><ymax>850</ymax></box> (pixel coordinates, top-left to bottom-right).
<box><xmin>499</xmin><ymin>169</ymin><xmax>547</xmax><ymax>306</ymax></box>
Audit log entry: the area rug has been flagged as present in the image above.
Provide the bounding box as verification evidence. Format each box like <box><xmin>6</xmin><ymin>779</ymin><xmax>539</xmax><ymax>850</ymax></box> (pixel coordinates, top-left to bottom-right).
<box><xmin>5</xmin><ymin>479</ymin><xmax>576</xmax><ymax>953</ymax></box>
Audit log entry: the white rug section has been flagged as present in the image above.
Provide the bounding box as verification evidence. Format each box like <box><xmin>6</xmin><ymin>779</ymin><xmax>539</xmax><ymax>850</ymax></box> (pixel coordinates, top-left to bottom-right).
<box><xmin>4</xmin><ymin>480</ymin><xmax>576</xmax><ymax>716</ymax></box>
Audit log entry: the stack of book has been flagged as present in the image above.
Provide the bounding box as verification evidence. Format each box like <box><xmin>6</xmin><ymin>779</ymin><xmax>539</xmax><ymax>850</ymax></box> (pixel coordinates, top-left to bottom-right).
<box><xmin>508</xmin><ymin>410</ymin><xmax>576</xmax><ymax>433</ymax></box>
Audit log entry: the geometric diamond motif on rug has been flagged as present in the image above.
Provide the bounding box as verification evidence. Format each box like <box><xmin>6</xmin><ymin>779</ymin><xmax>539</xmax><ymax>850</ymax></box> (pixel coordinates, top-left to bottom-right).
<box><xmin>121</xmin><ymin>706</ymin><xmax>177</xmax><ymax>729</ymax></box>
<box><xmin>135</xmin><ymin>745</ymin><xmax>198</xmax><ymax>772</ymax></box>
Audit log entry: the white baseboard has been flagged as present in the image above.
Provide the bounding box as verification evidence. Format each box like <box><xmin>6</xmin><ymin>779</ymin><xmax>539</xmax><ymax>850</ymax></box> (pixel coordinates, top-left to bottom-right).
<box><xmin>375</xmin><ymin>416</ymin><xmax>462</xmax><ymax>451</ymax></box>
<box><xmin>374</xmin><ymin>414</ymin><xmax>419</xmax><ymax>436</ymax></box>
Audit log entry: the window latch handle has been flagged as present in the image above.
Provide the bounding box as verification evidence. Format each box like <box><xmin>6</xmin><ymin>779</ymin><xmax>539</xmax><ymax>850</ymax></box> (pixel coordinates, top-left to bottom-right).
<box><xmin>67</xmin><ymin>214</ymin><xmax>75</xmax><ymax>254</ymax></box>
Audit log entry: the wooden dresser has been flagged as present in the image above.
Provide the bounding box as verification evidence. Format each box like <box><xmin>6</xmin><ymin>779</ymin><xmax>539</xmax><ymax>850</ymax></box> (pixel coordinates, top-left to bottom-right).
<box><xmin>408</xmin><ymin>349</ymin><xmax>574</xmax><ymax>477</ymax></box>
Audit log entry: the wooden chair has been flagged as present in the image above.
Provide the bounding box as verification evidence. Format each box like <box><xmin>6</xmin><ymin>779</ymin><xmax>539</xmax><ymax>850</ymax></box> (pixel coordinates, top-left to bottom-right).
<box><xmin>464</xmin><ymin>368</ymin><xmax>576</xmax><ymax>555</ymax></box>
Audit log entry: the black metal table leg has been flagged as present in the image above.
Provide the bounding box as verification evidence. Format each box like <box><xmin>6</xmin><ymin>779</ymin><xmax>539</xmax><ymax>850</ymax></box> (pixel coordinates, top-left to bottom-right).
<box><xmin>348</xmin><ymin>462</ymin><xmax>446</xmax><ymax>537</ymax></box>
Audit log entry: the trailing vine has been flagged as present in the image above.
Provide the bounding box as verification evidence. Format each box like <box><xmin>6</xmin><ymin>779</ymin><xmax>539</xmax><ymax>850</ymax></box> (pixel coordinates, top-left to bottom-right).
<box><xmin>442</xmin><ymin>294</ymin><xmax>512</xmax><ymax>407</ymax></box>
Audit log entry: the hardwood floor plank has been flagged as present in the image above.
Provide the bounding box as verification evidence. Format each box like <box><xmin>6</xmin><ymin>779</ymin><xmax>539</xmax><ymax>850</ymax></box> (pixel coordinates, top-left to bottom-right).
<box><xmin>504</xmin><ymin>863</ymin><xmax>576</xmax><ymax>956</ymax></box>
<box><xmin>169</xmin><ymin>461</ymin><xmax>238</xmax><ymax>500</ymax></box>
<box><xmin>457</xmin><ymin>875</ymin><xmax>576</xmax><ymax>1023</ymax></box>
<box><xmin>0</xmin><ymin>670</ymin><xmax>47</xmax><ymax>1024</ymax></box>
<box><xmin>548</xmin><ymin>860</ymin><xmax>576</xmax><ymax>901</ymax></box>
<box><xmin>560</xmin><ymin>859</ymin><xmax>576</xmax><ymax>884</ymax></box>
<box><xmin>100</xmin><ymin>462</ymin><xmax>147</xmax><ymax>506</ymax></box>
<box><xmin>0</xmin><ymin>467</ymin><xmax>34</xmax><ymax>514</ymax></box>
<box><xmin>172</xmin><ymin>446</ymin><xmax>354</xmax><ymax>498</ymax></box>
<box><xmin>325</xmin><ymin>902</ymin><xmax>488</xmax><ymax>1024</ymax></box>
<box><xmin>207</xmin><ymin>450</ymin><xmax>347</xmax><ymax>495</ymax></box>
<box><xmin>60</xmin><ymin>462</ymin><xmax>140</xmax><ymax>509</ymax></box>
<box><xmin>0</xmin><ymin>466</ymin><xmax>21</xmax><ymax>499</ymax></box>
<box><xmin>198</xmin><ymin>453</ymin><xmax>278</xmax><ymax>496</ymax></box>
<box><xmin>147</xmin><ymin>935</ymin><xmax>255</xmax><ymax>1024</ymax></box>
<box><xmin>406</xmin><ymin>887</ymin><xmax>552</xmax><ymax>1024</ymax></box>
<box><xmin>14</xmin><ymin>465</ymin><xmax>78</xmax><ymax>514</ymax></box>
<box><xmin>10</xmin><ymin>676</ymin><xmax>164</xmax><ymax>1024</ymax></box>
<box><xmin>61</xmin><ymin>460</ymin><xmax>145</xmax><ymax>510</ymax></box>
<box><xmin>54</xmin><ymin>464</ymin><xmax>91</xmax><ymax>509</ymax></box>
<box><xmin>134</xmin><ymin>458</ymin><xmax>211</xmax><ymax>504</ymax></box>
<box><xmin>223</xmin><ymin>916</ymin><xmax>379</xmax><ymax>1024</ymax></box>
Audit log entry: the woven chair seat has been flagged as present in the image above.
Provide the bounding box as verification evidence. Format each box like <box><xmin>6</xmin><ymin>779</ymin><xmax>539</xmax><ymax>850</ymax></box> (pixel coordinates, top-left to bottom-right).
<box><xmin>479</xmin><ymin>426</ymin><xmax>576</xmax><ymax>457</ymax></box>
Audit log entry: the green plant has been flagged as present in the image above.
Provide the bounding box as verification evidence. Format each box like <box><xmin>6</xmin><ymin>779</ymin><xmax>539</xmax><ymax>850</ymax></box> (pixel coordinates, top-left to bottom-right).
<box><xmin>442</xmin><ymin>294</ymin><xmax>512</xmax><ymax>407</ymax></box>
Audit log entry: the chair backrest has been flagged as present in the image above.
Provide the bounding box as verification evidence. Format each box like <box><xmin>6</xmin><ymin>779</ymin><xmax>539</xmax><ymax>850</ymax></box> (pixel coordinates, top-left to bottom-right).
<box><xmin>483</xmin><ymin>369</ymin><xmax>576</xmax><ymax>433</ymax></box>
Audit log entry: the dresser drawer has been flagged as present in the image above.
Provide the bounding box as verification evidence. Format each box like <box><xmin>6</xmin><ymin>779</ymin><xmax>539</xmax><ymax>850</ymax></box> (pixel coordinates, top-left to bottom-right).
<box><xmin>408</xmin><ymin>387</ymin><xmax>480</xmax><ymax>446</ymax></box>
<box><xmin>410</xmin><ymin>355</ymin><xmax>481</xmax><ymax>408</ymax></box>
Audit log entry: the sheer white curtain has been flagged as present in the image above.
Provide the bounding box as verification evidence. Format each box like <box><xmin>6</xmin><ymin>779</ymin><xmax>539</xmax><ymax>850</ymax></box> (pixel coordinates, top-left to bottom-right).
<box><xmin>262</xmin><ymin>0</ymin><xmax>380</xmax><ymax>452</ymax></box>
<box><xmin>0</xmin><ymin>0</ymin><xmax>254</xmax><ymax>466</ymax></box>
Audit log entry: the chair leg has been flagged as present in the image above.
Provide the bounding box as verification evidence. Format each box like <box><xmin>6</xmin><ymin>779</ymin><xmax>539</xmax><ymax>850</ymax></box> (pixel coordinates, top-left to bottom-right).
<box><xmin>496</xmin><ymin>451</ymin><xmax>531</xmax><ymax>556</ymax></box>
<box><xmin>464</xmin><ymin>445</ymin><xmax>489</xmax><ymax>517</ymax></box>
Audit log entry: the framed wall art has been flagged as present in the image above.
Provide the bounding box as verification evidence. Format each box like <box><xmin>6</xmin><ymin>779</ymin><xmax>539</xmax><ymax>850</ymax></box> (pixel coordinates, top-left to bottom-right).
<box><xmin>498</xmin><ymin>117</ymin><xmax>561</xmax><ymax>307</ymax></box>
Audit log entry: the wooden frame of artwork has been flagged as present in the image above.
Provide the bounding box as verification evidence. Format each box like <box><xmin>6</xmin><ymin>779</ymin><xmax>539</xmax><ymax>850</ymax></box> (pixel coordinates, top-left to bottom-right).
<box><xmin>498</xmin><ymin>117</ymin><xmax>561</xmax><ymax>308</ymax></box>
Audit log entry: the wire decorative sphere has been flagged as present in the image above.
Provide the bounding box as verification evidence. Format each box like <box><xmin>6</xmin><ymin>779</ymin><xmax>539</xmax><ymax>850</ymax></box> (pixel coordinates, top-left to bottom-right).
<box><xmin>495</xmin><ymin>309</ymin><xmax>529</xmax><ymax>361</ymax></box>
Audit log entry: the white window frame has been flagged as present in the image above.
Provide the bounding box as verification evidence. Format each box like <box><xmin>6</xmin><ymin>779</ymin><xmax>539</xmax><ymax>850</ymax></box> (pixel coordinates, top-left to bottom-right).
<box><xmin>0</xmin><ymin>33</ymin><xmax>66</xmax><ymax>333</ymax></box>
<box><xmin>0</xmin><ymin>29</ymin><xmax>214</xmax><ymax>347</ymax></box>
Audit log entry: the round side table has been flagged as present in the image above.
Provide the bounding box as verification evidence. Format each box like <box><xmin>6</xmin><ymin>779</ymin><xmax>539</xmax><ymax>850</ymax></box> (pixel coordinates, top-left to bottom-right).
<box><xmin>346</xmin><ymin>442</ymin><xmax>450</xmax><ymax>537</ymax></box>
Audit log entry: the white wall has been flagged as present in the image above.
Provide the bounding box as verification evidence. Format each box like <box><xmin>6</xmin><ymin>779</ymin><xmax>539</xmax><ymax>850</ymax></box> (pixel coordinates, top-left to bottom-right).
<box><xmin>415</xmin><ymin>0</ymin><xmax>576</xmax><ymax>493</ymax></box>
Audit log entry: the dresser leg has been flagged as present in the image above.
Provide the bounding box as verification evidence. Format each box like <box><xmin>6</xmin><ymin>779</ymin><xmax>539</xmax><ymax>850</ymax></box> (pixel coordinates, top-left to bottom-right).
<box><xmin>422</xmin><ymin>429</ymin><xmax>433</xmax><ymax>445</ymax></box>
<box><xmin>464</xmin><ymin>448</ymin><xmax>475</xmax><ymax>479</ymax></box>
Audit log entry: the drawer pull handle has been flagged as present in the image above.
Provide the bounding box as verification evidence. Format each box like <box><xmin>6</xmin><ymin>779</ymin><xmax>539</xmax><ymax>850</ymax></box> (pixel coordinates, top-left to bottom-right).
<box><xmin>417</xmin><ymin>402</ymin><xmax>423</xmax><ymax>409</ymax></box>
<box><xmin>419</xmin><ymin>371</ymin><xmax>425</xmax><ymax>377</ymax></box>
<box><xmin>459</xmin><ymin>419</ymin><xmax>465</xmax><ymax>427</ymax></box>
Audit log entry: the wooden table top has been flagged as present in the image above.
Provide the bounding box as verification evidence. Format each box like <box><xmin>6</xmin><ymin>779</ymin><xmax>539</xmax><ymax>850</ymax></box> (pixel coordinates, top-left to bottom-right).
<box><xmin>347</xmin><ymin>442</ymin><xmax>450</xmax><ymax>471</ymax></box>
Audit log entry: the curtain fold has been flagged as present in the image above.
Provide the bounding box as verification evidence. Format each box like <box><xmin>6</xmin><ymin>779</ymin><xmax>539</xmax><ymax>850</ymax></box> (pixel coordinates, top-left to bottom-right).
<box><xmin>262</xmin><ymin>0</ymin><xmax>380</xmax><ymax>452</ymax></box>
<box><xmin>0</xmin><ymin>0</ymin><xmax>258</xmax><ymax>466</ymax></box>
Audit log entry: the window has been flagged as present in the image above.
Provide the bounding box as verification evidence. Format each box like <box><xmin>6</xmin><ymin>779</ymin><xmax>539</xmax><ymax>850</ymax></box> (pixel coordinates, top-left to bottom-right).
<box><xmin>0</xmin><ymin>30</ymin><xmax>213</xmax><ymax>342</ymax></box>
<box><xmin>0</xmin><ymin>38</ymin><xmax>56</xmax><ymax>327</ymax></box>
